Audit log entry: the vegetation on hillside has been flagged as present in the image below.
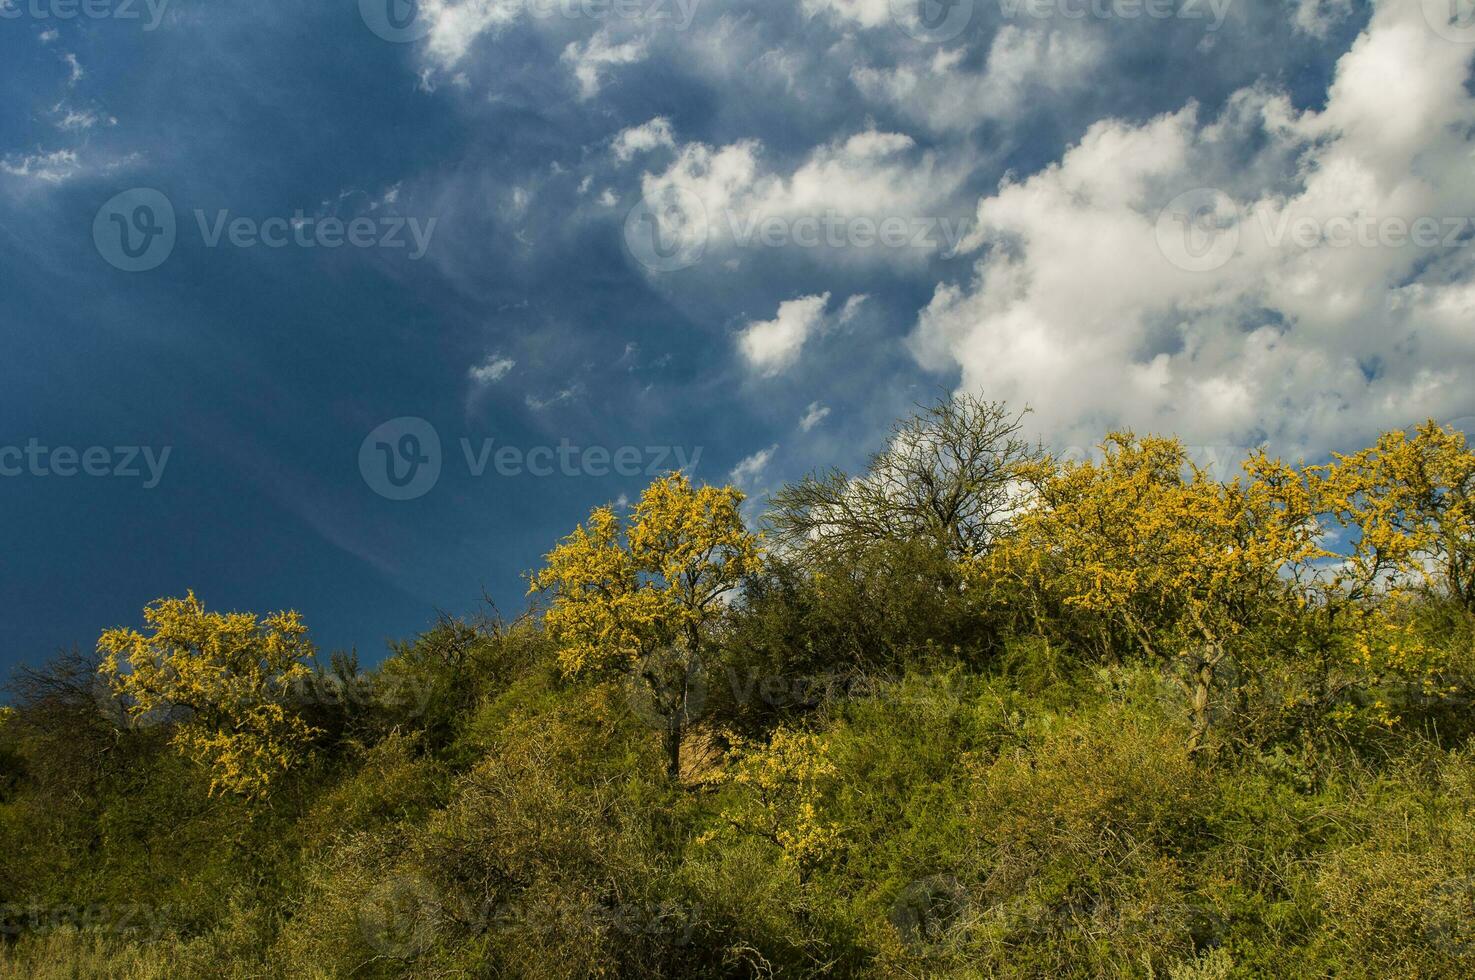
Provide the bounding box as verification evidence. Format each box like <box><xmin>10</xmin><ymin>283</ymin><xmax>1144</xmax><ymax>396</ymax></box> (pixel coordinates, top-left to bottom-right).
<box><xmin>3</xmin><ymin>396</ymin><xmax>1474</xmax><ymax>978</ymax></box>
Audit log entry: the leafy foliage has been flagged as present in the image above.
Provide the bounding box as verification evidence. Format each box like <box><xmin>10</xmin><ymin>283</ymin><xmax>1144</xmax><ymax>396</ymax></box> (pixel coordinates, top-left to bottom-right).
<box><xmin>96</xmin><ymin>592</ymin><xmax>319</xmax><ymax>799</ymax></box>
<box><xmin>985</xmin><ymin>434</ymin><xmax>1325</xmax><ymax>747</ymax></box>
<box><xmin>1313</xmin><ymin>420</ymin><xmax>1475</xmax><ymax>609</ymax></box>
<box><xmin>530</xmin><ymin>471</ymin><xmax>762</xmax><ymax>776</ymax></box>
<box><xmin>5</xmin><ymin>400</ymin><xmax>1475</xmax><ymax>978</ymax></box>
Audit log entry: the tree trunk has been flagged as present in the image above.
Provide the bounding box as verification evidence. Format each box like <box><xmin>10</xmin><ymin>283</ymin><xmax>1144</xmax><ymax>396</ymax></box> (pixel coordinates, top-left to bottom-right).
<box><xmin>664</xmin><ymin>718</ymin><xmax>682</xmax><ymax>780</ymax></box>
<box><xmin>1187</xmin><ymin>656</ymin><xmax>1217</xmax><ymax>755</ymax></box>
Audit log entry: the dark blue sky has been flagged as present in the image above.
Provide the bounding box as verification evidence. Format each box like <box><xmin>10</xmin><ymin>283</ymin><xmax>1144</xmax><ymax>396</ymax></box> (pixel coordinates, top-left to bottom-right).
<box><xmin>6</xmin><ymin>0</ymin><xmax>1472</xmax><ymax>673</ymax></box>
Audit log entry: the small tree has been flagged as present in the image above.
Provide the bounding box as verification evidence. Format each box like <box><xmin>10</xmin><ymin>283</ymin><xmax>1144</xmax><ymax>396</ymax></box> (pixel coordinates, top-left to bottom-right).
<box><xmin>97</xmin><ymin>592</ymin><xmax>319</xmax><ymax>799</ymax></box>
<box><xmin>529</xmin><ymin>473</ymin><xmax>762</xmax><ymax>778</ymax></box>
<box><xmin>1289</xmin><ymin>421</ymin><xmax>1475</xmax><ymax>724</ymax></box>
<box><xmin>698</xmin><ymin>728</ymin><xmax>842</xmax><ymax>882</ymax></box>
<box><xmin>1312</xmin><ymin>420</ymin><xmax>1475</xmax><ymax>611</ymax></box>
<box><xmin>989</xmin><ymin>435</ymin><xmax>1324</xmax><ymax>751</ymax></box>
<box><xmin>767</xmin><ymin>393</ymin><xmax>1038</xmax><ymax>565</ymax></box>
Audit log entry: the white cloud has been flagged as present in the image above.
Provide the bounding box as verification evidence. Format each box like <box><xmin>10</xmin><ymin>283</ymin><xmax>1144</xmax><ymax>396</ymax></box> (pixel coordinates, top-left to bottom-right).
<box><xmin>738</xmin><ymin>293</ymin><xmax>831</xmax><ymax>377</ymax></box>
<box><xmin>733</xmin><ymin>292</ymin><xmax>863</xmax><ymax>377</ymax></box>
<box><xmin>854</xmin><ymin>27</ymin><xmax>1102</xmax><ymax>133</ymax></box>
<box><xmin>613</xmin><ymin>117</ymin><xmax>675</xmax><ymax>162</ymax></box>
<box><xmin>561</xmin><ymin>29</ymin><xmax>647</xmax><ymax>100</ymax></box>
<box><xmin>730</xmin><ymin>444</ymin><xmax>778</xmax><ymax>486</ymax></box>
<box><xmin>908</xmin><ymin>2</ymin><xmax>1475</xmax><ymax>457</ymax></box>
<box><xmin>62</xmin><ymin>52</ymin><xmax>82</xmax><ymax>85</ymax></box>
<box><xmin>468</xmin><ymin>354</ymin><xmax>515</xmax><ymax>384</ymax></box>
<box><xmin>420</xmin><ymin>0</ymin><xmax>523</xmax><ymax>71</ymax></box>
<box><xmin>799</xmin><ymin>402</ymin><xmax>831</xmax><ymax>431</ymax></box>
<box><xmin>801</xmin><ymin>0</ymin><xmax>891</xmax><ymax>29</ymax></box>
<box><xmin>39</xmin><ymin>28</ymin><xmax>58</xmax><ymax>44</ymax></box>
<box><xmin>1293</xmin><ymin>0</ymin><xmax>1354</xmax><ymax>37</ymax></box>
<box><xmin>0</xmin><ymin>149</ymin><xmax>82</xmax><ymax>184</ymax></box>
<box><xmin>525</xmin><ymin>384</ymin><xmax>583</xmax><ymax>410</ymax></box>
<box><xmin>53</xmin><ymin>106</ymin><xmax>112</xmax><ymax>131</ymax></box>
<box><xmin>636</xmin><ymin>128</ymin><xmax>968</xmax><ymax>265</ymax></box>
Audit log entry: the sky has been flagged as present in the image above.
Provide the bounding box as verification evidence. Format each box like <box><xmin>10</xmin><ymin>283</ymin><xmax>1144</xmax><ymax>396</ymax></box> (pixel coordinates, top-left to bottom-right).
<box><xmin>1</xmin><ymin>0</ymin><xmax>1472</xmax><ymax>672</ymax></box>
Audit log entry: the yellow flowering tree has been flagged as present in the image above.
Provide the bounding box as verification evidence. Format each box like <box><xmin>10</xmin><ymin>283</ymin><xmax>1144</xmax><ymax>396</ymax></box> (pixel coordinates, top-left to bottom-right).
<box><xmin>529</xmin><ymin>473</ymin><xmax>763</xmax><ymax>777</ymax></box>
<box><xmin>1299</xmin><ymin>421</ymin><xmax>1475</xmax><ymax>722</ymax></box>
<box><xmin>700</xmin><ymin>728</ymin><xmax>843</xmax><ymax>881</ymax></box>
<box><xmin>1311</xmin><ymin>421</ymin><xmax>1475</xmax><ymax>611</ymax></box>
<box><xmin>97</xmin><ymin>592</ymin><xmax>319</xmax><ymax>799</ymax></box>
<box><xmin>988</xmin><ymin>434</ymin><xmax>1325</xmax><ymax>750</ymax></box>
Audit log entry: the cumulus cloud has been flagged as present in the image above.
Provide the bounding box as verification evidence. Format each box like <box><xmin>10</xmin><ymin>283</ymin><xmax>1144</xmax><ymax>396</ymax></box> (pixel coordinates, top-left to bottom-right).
<box><xmin>562</xmin><ymin>29</ymin><xmax>648</xmax><ymax>100</ymax></box>
<box><xmin>730</xmin><ymin>444</ymin><xmax>778</xmax><ymax>486</ymax></box>
<box><xmin>908</xmin><ymin>2</ymin><xmax>1475</xmax><ymax>457</ymax></box>
<box><xmin>801</xmin><ymin>0</ymin><xmax>891</xmax><ymax>29</ymax></box>
<box><xmin>419</xmin><ymin>0</ymin><xmax>523</xmax><ymax>71</ymax></box>
<box><xmin>613</xmin><ymin>117</ymin><xmax>676</xmax><ymax>162</ymax></box>
<box><xmin>854</xmin><ymin>27</ymin><xmax>1102</xmax><ymax>133</ymax></box>
<box><xmin>738</xmin><ymin>293</ymin><xmax>832</xmax><ymax>376</ymax></box>
<box><xmin>636</xmin><ymin>126</ymin><xmax>970</xmax><ymax>265</ymax></box>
